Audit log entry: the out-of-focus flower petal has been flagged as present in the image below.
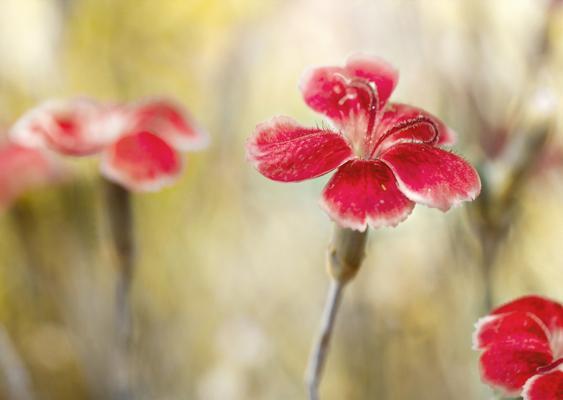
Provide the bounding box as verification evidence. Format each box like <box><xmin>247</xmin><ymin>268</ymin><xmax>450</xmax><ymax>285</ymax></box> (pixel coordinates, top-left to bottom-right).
<box><xmin>380</xmin><ymin>143</ymin><xmax>481</xmax><ymax>211</ymax></box>
<box><xmin>129</xmin><ymin>98</ymin><xmax>209</xmax><ymax>151</ymax></box>
<box><xmin>479</xmin><ymin>341</ymin><xmax>553</xmax><ymax>397</ymax></box>
<box><xmin>491</xmin><ymin>295</ymin><xmax>563</xmax><ymax>332</ymax></box>
<box><xmin>300</xmin><ymin>55</ymin><xmax>398</xmax><ymax>151</ymax></box>
<box><xmin>473</xmin><ymin>296</ymin><xmax>563</xmax><ymax>398</ymax></box>
<box><xmin>371</xmin><ymin>103</ymin><xmax>456</xmax><ymax>155</ymax></box>
<box><xmin>320</xmin><ymin>160</ymin><xmax>414</xmax><ymax>231</ymax></box>
<box><xmin>0</xmin><ymin>142</ymin><xmax>65</xmax><ymax>209</ymax></box>
<box><xmin>473</xmin><ymin>312</ymin><xmax>551</xmax><ymax>351</ymax></box>
<box><xmin>100</xmin><ymin>131</ymin><xmax>181</xmax><ymax>192</ymax></box>
<box><xmin>246</xmin><ymin>116</ymin><xmax>353</xmax><ymax>182</ymax></box>
<box><xmin>522</xmin><ymin>370</ymin><xmax>563</xmax><ymax>400</ymax></box>
<box><xmin>10</xmin><ymin>99</ymin><xmax>126</xmax><ymax>156</ymax></box>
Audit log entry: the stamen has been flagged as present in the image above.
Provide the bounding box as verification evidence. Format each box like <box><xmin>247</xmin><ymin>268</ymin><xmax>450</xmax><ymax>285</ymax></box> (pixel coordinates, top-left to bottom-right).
<box><xmin>348</xmin><ymin>79</ymin><xmax>379</xmax><ymax>144</ymax></box>
<box><xmin>332</xmin><ymin>73</ymin><xmax>380</xmax><ymax>156</ymax></box>
<box><xmin>369</xmin><ymin>115</ymin><xmax>439</xmax><ymax>159</ymax></box>
<box><xmin>338</xmin><ymin>91</ymin><xmax>357</xmax><ymax>106</ymax></box>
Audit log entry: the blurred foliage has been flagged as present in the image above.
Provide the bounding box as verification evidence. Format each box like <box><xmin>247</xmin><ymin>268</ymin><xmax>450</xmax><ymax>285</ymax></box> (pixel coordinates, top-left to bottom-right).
<box><xmin>0</xmin><ymin>0</ymin><xmax>562</xmax><ymax>399</ymax></box>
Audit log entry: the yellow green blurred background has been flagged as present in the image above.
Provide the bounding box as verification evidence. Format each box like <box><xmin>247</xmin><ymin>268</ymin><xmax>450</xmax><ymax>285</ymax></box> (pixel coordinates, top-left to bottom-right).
<box><xmin>0</xmin><ymin>0</ymin><xmax>562</xmax><ymax>399</ymax></box>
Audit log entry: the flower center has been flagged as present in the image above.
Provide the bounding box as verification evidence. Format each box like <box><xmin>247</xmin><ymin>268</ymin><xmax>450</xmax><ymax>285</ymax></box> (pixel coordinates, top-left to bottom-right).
<box><xmin>333</xmin><ymin>74</ymin><xmax>379</xmax><ymax>158</ymax></box>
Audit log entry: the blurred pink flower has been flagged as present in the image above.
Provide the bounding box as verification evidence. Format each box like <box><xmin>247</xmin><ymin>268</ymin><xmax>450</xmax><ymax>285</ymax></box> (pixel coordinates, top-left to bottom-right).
<box><xmin>473</xmin><ymin>295</ymin><xmax>563</xmax><ymax>399</ymax></box>
<box><xmin>11</xmin><ymin>98</ymin><xmax>209</xmax><ymax>192</ymax></box>
<box><xmin>247</xmin><ymin>55</ymin><xmax>480</xmax><ymax>231</ymax></box>
<box><xmin>0</xmin><ymin>141</ymin><xmax>65</xmax><ymax>210</ymax></box>
<box><xmin>10</xmin><ymin>98</ymin><xmax>126</xmax><ymax>156</ymax></box>
<box><xmin>128</xmin><ymin>99</ymin><xmax>209</xmax><ymax>152</ymax></box>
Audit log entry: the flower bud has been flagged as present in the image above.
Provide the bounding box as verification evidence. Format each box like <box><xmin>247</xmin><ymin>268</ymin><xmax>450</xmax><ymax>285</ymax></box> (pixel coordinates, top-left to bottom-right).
<box><xmin>326</xmin><ymin>226</ymin><xmax>368</xmax><ymax>284</ymax></box>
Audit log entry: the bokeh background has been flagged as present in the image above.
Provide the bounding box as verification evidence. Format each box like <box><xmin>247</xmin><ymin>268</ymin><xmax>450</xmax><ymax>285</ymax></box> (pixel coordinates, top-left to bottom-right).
<box><xmin>0</xmin><ymin>0</ymin><xmax>562</xmax><ymax>399</ymax></box>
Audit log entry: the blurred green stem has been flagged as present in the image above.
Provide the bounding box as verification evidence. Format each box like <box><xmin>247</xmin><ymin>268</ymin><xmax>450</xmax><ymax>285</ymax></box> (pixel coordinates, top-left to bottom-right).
<box><xmin>103</xmin><ymin>179</ymin><xmax>134</xmax><ymax>345</ymax></box>
<box><xmin>306</xmin><ymin>226</ymin><xmax>368</xmax><ymax>400</ymax></box>
<box><xmin>479</xmin><ymin>231</ymin><xmax>499</xmax><ymax>313</ymax></box>
<box><xmin>103</xmin><ymin>179</ymin><xmax>135</xmax><ymax>399</ymax></box>
<box><xmin>10</xmin><ymin>201</ymin><xmax>42</xmax><ymax>294</ymax></box>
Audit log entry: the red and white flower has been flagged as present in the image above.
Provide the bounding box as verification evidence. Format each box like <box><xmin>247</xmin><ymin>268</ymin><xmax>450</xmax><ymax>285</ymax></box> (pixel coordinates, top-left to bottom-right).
<box><xmin>473</xmin><ymin>295</ymin><xmax>563</xmax><ymax>399</ymax></box>
<box><xmin>246</xmin><ymin>55</ymin><xmax>480</xmax><ymax>230</ymax></box>
<box><xmin>0</xmin><ymin>140</ymin><xmax>66</xmax><ymax>209</ymax></box>
<box><xmin>127</xmin><ymin>98</ymin><xmax>209</xmax><ymax>152</ymax></box>
<box><xmin>11</xmin><ymin>97</ymin><xmax>208</xmax><ymax>192</ymax></box>
<box><xmin>10</xmin><ymin>98</ymin><xmax>127</xmax><ymax>156</ymax></box>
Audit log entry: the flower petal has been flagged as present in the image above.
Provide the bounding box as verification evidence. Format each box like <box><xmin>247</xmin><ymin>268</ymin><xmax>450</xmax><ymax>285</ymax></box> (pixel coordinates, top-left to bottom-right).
<box><xmin>380</xmin><ymin>143</ymin><xmax>481</xmax><ymax>211</ymax></box>
<box><xmin>491</xmin><ymin>295</ymin><xmax>563</xmax><ymax>332</ymax></box>
<box><xmin>0</xmin><ymin>142</ymin><xmax>65</xmax><ymax>209</ymax></box>
<box><xmin>473</xmin><ymin>312</ymin><xmax>551</xmax><ymax>351</ymax></box>
<box><xmin>479</xmin><ymin>341</ymin><xmax>553</xmax><ymax>397</ymax></box>
<box><xmin>100</xmin><ymin>131</ymin><xmax>181</xmax><ymax>192</ymax></box>
<box><xmin>522</xmin><ymin>370</ymin><xmax>563</xmax><ymax>400</ymax></box>
<box><xmin>371</xmin><ymin>103</ymin><xmax>456</xmax><ymax>156</ymax></box>
<box><xmin>10</xmin><ymin>99</ymin><xmax>125</xmax><ymax>156</ymax></box>
<box><xmin>473</xmin><ymin>296</ymin><xmax>563</xmax><ymax>398</ymax></box>
<box><xmin>129</xmin><ymin>98</ymin><xmax>209</xmax><ymax>151</ymax></box>
<box><xmin>246</xmin><ymin>116</ymin><xmax>353</xmax><ymax>182</ymax></box>
<box><xmin>320</xmin><ymin>160</ymin><xmax>415</xmax><ymax>231</ymax></box>
<box><xmin>300</xmin><ymin>55</ymin><xmax>398</xmax><ymax>151</ymax></box>
<box><xmin>345</xmin><ymin>54</ymin><xmax>398</xmax><ymax>108</ymax></box>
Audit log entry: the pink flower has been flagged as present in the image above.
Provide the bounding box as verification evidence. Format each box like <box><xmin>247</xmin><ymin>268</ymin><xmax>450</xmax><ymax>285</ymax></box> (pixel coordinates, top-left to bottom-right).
<box><xmin>246</xmin><ymin>55</ymin><xmax>480</xmax><ymax>230</ymax></box>
<box><xmin>11</xmin><ymin>97</ymin><xmax>209</xmax><ymax>192</ymax></box>
<box><xmin>0</xmin><ymin>141</ymin><xmax>65</xmax><ymax>209</ymax></box>
<box><xmin>473</xmin><ymin>295</ymin><xmax>563</xmax><ymax>399</ymax></box>
<box><xmin>127</xmin><ymin>98</ymin><xmax>209</xmax><ymax>152</ymax></box>
<box><xmin>10</xmin><ymin>98</ymin><xmax>126</xmax><ymax>156</ymax></box>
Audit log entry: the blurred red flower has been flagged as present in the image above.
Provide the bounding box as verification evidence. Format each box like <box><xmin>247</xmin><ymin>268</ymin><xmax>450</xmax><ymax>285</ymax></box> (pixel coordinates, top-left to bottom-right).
<box><xmin>473</xmin><ymin>295</ymin><xmax>563</xmax><ymax>399</ymax></box>
<box><xmin>246</xmin><ymin>55</ymin><xmax>480</xmax><ymax>231</ymax></box>
<box><xmin>11</xmin><ymin>98</ymin><xmax>209</xmax><ymax>192</ymax></box>
<box><xmin>0</xmin><ymin>141</ymin><xmax>65</xmax><ymax>210</ymax></box>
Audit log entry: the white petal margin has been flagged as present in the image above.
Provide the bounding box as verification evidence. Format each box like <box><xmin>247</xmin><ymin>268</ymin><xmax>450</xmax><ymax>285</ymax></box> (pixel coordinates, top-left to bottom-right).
<box><xmin>472</xmin><ymin>315</ymin><xmax>501</xmax><ymax>351</ymax></box>
<box><xmin>10</xmin><ymin>100</ymin><xmax>60</xmax><ymax>148</ymax></box>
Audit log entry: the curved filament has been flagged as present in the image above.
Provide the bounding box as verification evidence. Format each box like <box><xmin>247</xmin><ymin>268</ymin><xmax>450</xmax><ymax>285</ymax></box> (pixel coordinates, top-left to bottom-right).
<box><xmin>333</xmin><ymin>74</ymin><xmax>380</xmax><ymax>155</ymax></box>
<box><xmin>369</xmin><ymin>115</ymin><xmax>439</xmax><ymax>159</ymax></box>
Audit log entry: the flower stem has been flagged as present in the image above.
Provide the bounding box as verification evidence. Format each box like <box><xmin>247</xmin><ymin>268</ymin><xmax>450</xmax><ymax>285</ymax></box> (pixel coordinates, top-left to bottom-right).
<box><xmin>305</xmin><ymin>226</ymin><xmax>368</xmax><ymax>400</ymax></box>
<box><xmin>9</xmin><ymin>201</ymin><xmax>43</xmax><ymax>300</ymax></box>
<box><xmin>306</xmin><ymin>279</ymin><xmax>344</xmax><ymax>400</ymax></box>
<box><xmin>103</xmin><ymin>179</ymin><xmax>135</xmax><ymax>399</ymax></box>
<box><xmin>103</xmin><ymin>180</ymin><xmax>134</xmax><ymax>346</ymax></box>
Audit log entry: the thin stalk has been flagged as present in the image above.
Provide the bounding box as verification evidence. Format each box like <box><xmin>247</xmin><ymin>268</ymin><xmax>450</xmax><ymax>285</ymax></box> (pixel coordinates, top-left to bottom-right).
<box><xmin>9</xmin><ymin>201</ymin><xmax>43</xmax><ymax>300</ymax></box>
<box><xmin>306</xmin><ymin>279</ymin><xmax>345</xmax><ymax>400</ymax></box>
<box><xmin>305</xmin><ymin>226</ymin><xmax>368</xmax><ymax>400</ymax></box>
<box><xmin>103</xmin><ymin>179</ymin><xmax>134</xmax><ymax>346</ymax></box>
<box><xmin>102</xmin><ymin>179</ymin><xmax>135</xmax><ymax>400</ymax></box>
